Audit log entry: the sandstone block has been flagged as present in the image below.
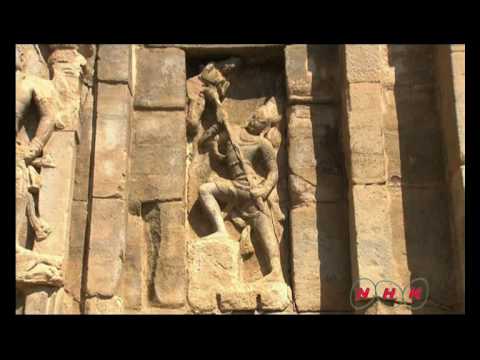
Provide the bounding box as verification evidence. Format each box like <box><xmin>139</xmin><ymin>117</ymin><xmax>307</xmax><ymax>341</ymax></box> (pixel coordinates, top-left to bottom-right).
<box><xmin>400</xmin><ymin>187</ymin><xmax>457</xmax><ymax>307</ymax></box>
<box><xmin>349</xmin><ymin>125</ymin><xmax>384</xmax><ymax>155</ymax></box>
<box><xmin>345</xmin><ymin>45</ymin><xmax>383</xmax><ymax>83</ymax></box>
<box><xmin>348</xmin><ymin>83</ymin><xmax>382</xmax><ymax>112</ymax></box>
<box><xmin>93</xmin><ymin>83</ymin><xmax>130</xmax><ymax>199</ymax></box>
<box><xmin>65</xmin><ymin>200</ymin><xmax>88</xmax><ymax>301</ymax></box>
<box><xmin>285</xmin><ymin>45</ymin><xmax>338</xmax><ymax>102</ymax></box>
<box><xmin>119</xmin><ymin>213</ymin><xmax>144</xmax><ymax>311</ymax></box>
<box><xmin>386</xmin><ymin>187</ymin><xmax>411</xmax><ymax>285</ymax></box>
<box><xmin>37</xmin><ymin>131</ymin><xmax>77</xmax><ymax>258</ymax></box>
<box><xmin>387</xmin><ymin>128</ymin><xmax>444</xmax><ymax>186</ymax></box>
<box><xmin>291</xmin><ymin>203</ymin><xmax>351</xmax><ymax>312</ymax></box>
<box><xmin>130</xmin><ymin>174</ymin><xmax>183</xmax><ymax>203</ymax></box>
<box><xmin>288</xmin><ymin>105</ymin><xmax>339</xmax><ymax>184</ymax></box>
<box><xmin>451</xmin><ymin>51</ymin><xmax>465</xmax><ymax>77</ymax></box>
<box><xmin>74</xmin><ymin>87</ymin><xmax>94</xmax><ymax>201</ymax></box>
<box><xmin>285</xmin><ymin>45</ymin><xmax>309</xmax><ymax>98</ymax></box>
<box><xmin>289</xmin><ymin>174</ymin><xmax>344</xmax><ymax>206</ymax></box>
<box><xmin>134</xmin><ymin>110</ymin><xmax>185</xmax><ymax>145</ymax></box>
<box><xmin>130</xmin><ymin>110</ymin><xmax>186</xmax><ymax>202</ymax></box>
<box><xmin>87</xmin><ymin>198</ymin><xmax>127</xmax><ymax>297</ymax></box>
<box><xmin>97</xmin><ymin>45</ymin><xmax>131</xmax><ymax>84</ymax></box>
<box><xmin>153</xmin><ymin>201</ymin><xmax>186</xmax><ymax>308</ymax></box>
<box><xmin>85</xmin><ymin>296</ymin><xmax>124</xmax><ymax>314</ymax></box>
<box><xmin>134</xmin><ymin>47</ymin><xmax>186</xmax><ymax>109</ymax></box>
<box><xmin>351</xmin><ymin>185</ymin><xmax>396</xmax><ymax>288</ymax></box>
<box><xmin>258</xmin><ymin>282</ymin><xmax>292</xmax><ymax>312</ymax></box>
<box><xmin>219</xmin><ymin>288</ymin><xmax>257</xmax><ymax>312</ymax></box>
<box><xmin>349</xmin><ymin>153</ymin><xmax>385</xmax><ymax>184</ymax></box>
<box><xmin>96</xmin><ymin>82</ymin><xmax>130</xmax><ymax>117</ymax></box>
<box><xmin>451</xmin><ymin>166</ymin><xmax>465</xmax><ymax>258</ymax></box>
<box><xmin>188</xmin><ymin>234</ymin><xmax>239</xmax><ymax>313</ymax></box>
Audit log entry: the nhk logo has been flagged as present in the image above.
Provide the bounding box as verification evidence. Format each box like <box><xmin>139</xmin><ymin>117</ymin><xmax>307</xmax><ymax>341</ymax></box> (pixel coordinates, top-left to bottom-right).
<box><xmin>350</xmin><ymin>278</ymin><xmax>430</xmax><ymax>310</ymax></box>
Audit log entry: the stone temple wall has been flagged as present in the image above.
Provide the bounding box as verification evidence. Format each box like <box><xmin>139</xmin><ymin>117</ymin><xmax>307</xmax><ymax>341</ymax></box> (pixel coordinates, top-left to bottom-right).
<box><xmin>15</xmin><ymin>44</ymin><xmax>465</xmax><ymax>314</ymax></box>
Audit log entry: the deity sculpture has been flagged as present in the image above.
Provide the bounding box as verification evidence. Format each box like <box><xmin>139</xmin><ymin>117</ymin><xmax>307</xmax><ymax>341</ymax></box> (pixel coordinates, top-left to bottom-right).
<box><xmin>197</xmin><ymin>86</ymin><xmax>285</xmax><ymax>283</ymax></box>
<box><xmin>16</xmin><ymin>47</ymin><xmax>63</xmax><ymax>287</ymax></box>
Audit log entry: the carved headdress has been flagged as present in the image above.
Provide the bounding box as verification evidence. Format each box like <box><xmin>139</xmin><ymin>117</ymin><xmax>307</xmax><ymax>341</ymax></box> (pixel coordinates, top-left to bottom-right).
<box><xmin>255</xmin><ymin>97</ymin><xmax>282</xmax><ymax>126</ymax></box>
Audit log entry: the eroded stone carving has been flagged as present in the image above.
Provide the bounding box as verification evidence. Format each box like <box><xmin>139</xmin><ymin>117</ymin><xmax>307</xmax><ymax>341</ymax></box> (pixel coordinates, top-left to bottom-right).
<box><xmin>186</xmin><ymin>59</ymin><xmax>291</xmax><ymax>312</ymax></box>
<box><xmin>16</xmin><ymin>47</ymin><xmax>63</xmax><ymax>288</ymax></box>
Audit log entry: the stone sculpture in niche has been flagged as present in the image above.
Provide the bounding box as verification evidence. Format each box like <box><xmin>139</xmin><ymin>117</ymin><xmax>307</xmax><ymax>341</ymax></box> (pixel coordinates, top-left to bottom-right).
<box><xmin>198</xmin><ymin>95</ymin><xmax>284</xmax><ymax>282</ymax></box>
<box><xmin>187</xmin><ymin>58</ymin><xmax>291</xmax><ymax>312</ymax></box>
<box><xmin>15</xmin><ymin>47</ymin><xmax>63</xmax><ymax>287</ymax></box>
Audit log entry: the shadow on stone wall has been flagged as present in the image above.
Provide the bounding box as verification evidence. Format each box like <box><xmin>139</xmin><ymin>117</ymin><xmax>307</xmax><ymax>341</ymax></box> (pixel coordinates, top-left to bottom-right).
<box><xmin>387</xmin><ymin>45</ymin><xmax>459</xmax><ymax>314</ymax></box>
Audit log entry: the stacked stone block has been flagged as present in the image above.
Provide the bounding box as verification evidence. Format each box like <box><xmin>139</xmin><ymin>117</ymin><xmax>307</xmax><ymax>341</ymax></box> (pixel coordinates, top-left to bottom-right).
<box><xmin>285</xmin><ymin>45</ymin><xmax>352</xmax><ymax>312</ymax></box>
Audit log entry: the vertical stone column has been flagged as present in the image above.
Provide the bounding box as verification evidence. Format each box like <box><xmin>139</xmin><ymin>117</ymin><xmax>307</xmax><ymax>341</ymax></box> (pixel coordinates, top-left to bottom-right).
<box><xmin>285</xmin><ymin>45</ymin><xmax>351</xmax><ymax>312</ymax></box>
<box><xmin>24</xmin><ymin>45</ymin><xmax>90</xmax><ymax>314</ymax></box>
<box><xmin>130</xmin><ymin>47</ymin><xmax>187</xmax><ymax>309</ymax></box>
<box><xmin>65</xmin><ymin>47</ymin><xmax>97</xmax><ymax>313</ymax></box>
<box><xmin>342</xmin><ymin>45</ymin><xmax>458</xmax><ymax>314</ymax></box>
<box><xmin>435</xmin><ymin>44</ymin><xmax>465</xmax><ymax>312</ymax></box>
<box><xmin>84</xmin><ymin>45</ymin><xmax>133</xmax><ymax>314</ymax></box>
<box><xmin>341</xmin><ymin>45</ymin><xmax>411</xmax><ymax>314</ymax></box>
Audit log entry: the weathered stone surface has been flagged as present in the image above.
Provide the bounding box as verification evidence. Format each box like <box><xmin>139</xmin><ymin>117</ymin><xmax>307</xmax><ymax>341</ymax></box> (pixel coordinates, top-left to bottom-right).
<box><xmin>348</xmin><ymin>82</ymin><xmax>383</xmax><ymax>112</ymax></box>
<box><xmin>388</xmin><ymin>45</ymin><xmax>435</xmax><ymax>86</ymax></box>
<box><xmin>97</xmin><ymin>45</ymin><xmax>130</xmax><ymax>84</ymax></box>
<box><xmin>130</xmin><ymin>174</ymin><xmax>183</xmax><ymax>203</ymax></box>
<box><xmin>23</xmin><ymin>287</ymin><xmax>56</xmax><ymax>315</ymax></box>
<box><xmin>85</xmin><ymin>296</ymin><xmax>124</xmax><ymax>314</ymax></box>
<box><xmin>400</xmin><ymin>187</ymin><xmax>457</xmax><ymax>307</ymax></box>
<box><xmin>119</xmin><ymin>213</ymin><xmax>144</xmax><ymax>311</ymax></box>
<box><xmin>153</xmin><ymin>201</ymin><xmax>186</xmax><ymax>308</ymax></box>
<box><xmin>258</xmin><ymin>282</ymin><xmax>292</xmax><ymax>312</ymax></box>
<box><xmin>65</xmin><ymin>200</ymin><xmax>88</xmax><ymax>301</ymax></box>
<box><xmin>73</xmin><ymin>86</ymin><xmax>94</xmax><ymax>201</ymax></box>
<box><xmin>219</xmin><ymin>288</ymin><xmax>257</xmax><ymax>312</ymax></box>
<box><xmin>451</xmin><ymin>51</ymin><xmax>465</xmax><ymax>163</ymax></box>
<box><xmin>350</xmin><ymin>185</ymin><xmax>397</xmax><ymax>289</ymax></box>
<box><xmin>134</xmin><ymin>110</ymin><xmax>184</xmax><ymax>144</ymax></box>
<box><xmin>285</xmin><ymin>45</ymin><xmax>309</xmax><ymax>98</ymax></box>
<box><xmin>16</xmin><ymin>43</ymin><xmax>465</xmax><ymax>315</ymax></box>
<box><xmin>285</xmin><ymin>45</ymin><xmax>338</xmax><ymax>102</ymax></box>
<box><xmin>345</xmin><ymin>45</ymin><xmax>383</xmax><ymax>83</ymax></box>
<box><xmin>291</xmin><ymin>204</ymin><xmax>351</xmax><ymax>312</ymax></box>
<box><xmin>134</xmin><ymin>47</ymin><xmax>186</xmax><ymax>109</ymax></box>
<box><xmin>92</xmin><ymin>83</ymin><xmax>130</xmax><ymax>199</ymax></box>
<box><xmin>86</xmin><ymin>198</ymin><xmax>126</xmax><ymax>297</ymax></box>
<box><xmin>288</xmin><ymin>104</ymin><xmax>344</xmax><ymax>204</ymax></box>
<box><xmin>349</xmin><ymin>153</ymin><xmax>385</xmax><ymax>184</ymax></box>
<box><xmin>450</xmin><ymin>166</ymin><xmax>465</xmax><ymax>285</ymax></box>
<box><xmin>385</xmin><ymin>128</ymin><xmax>444</xmax><ymax>186</ymax></box>
<box><xmin>386</xmin><ymin>186</ymin><xmax>412</xmax><ymax>286</ymax></box>
<box><xmin>37</xmin><ymin>131</ymin><xmax>77</xmax><ymax>258</ymax></box>
<box><xmin>130</xmin><ymin>111</ymin><xmax>186</xmax><ymax>202</ymax></box>
<box><xmin>188</xmin><ymin>234</ymin><xmax>240</xmax><ymax>313</ymax></box>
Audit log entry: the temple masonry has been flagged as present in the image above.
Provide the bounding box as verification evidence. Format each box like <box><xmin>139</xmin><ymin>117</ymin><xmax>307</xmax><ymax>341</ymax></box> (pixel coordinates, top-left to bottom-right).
<box><xmin>15</xmin><ymin>44</ymin><xmax>465</xmax><ymax>314</ymax></box>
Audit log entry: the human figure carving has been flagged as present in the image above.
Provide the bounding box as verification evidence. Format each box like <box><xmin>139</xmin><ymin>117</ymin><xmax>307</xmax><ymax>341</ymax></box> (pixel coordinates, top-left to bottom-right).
<box><xmin>186</xmin><ymin>57</ymin><xmax>241</xmax><ymax>136</ymax></box>
<box><xmin>16</xmin><ymin>47</ymin><xmax>62</xmax><ymax>285</ymax></box>
<box><xmin>198</xmin><ymin>88</ymin><xmax>284</xmax><ymax>283</ymax></box>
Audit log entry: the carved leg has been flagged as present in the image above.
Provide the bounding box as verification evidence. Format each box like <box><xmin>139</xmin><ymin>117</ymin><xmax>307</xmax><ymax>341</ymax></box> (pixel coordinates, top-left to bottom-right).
<box><xmin>199</xmin><ymin>182</ymin><xmax>228</xmax><ymax>235</ymax></box>
<box><xmin>16</xmin><ymin>162</ymin><xmax>29</xmax><ymax>248</ymax></box>
<box><xmin>26</xmin><ymin>191</ymin><xmax>51</xmax><ymax>241</ymax></box>
<box><xmin>252</xmin><ymin>212</ymin><xmax>283</xmax><ymax>283</ymax></box>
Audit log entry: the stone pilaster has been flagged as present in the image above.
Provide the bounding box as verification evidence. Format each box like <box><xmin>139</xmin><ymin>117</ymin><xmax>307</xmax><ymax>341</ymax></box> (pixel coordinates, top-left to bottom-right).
<box><xmin>129</xmin><ymin>47</ymin><xmax>187</xmax><ymax>309</ymax></box>
<box><xmin>84</xmin><ymin>45</ymin><xmax>134</xmax><ymax>314</ymax></box>
<box><xmin>285</xmin><ymin>45</ymin><xmax>351</xmax><ymax>312</ymax></box>
<box><xmin>341</xmin><ymin>45</ymin><xmax>409</xmax><ymax>314</ymax></box>
<box><xmin>435</xmin><ymin>44</ymin><xmax>465</xmax><ymax>312</ymax></box>
<box><xmin>24</xmin><ymin>45</ymin><xmax>90</xmax><ymax>314</ymax></box>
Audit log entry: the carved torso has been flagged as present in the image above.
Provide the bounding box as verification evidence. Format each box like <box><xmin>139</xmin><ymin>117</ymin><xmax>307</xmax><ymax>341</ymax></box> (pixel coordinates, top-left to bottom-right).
<box><xmin>219</xmin><ymin>126</ymin><xmax>275</xmax><ymax>184</ymax></box>
<box><xmin>16</xmin><ymin>71</ymin><xmax>35</xmax><ymax>134</ymax></box>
